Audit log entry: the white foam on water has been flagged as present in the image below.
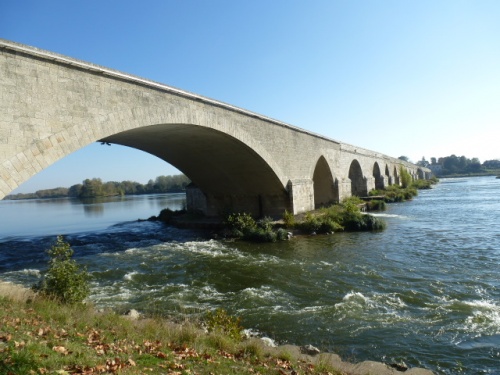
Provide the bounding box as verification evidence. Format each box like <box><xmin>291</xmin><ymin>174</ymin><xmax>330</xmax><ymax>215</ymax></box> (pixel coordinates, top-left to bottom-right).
<box><xmin>123</xmin><ymin>271</ymin><xmax>139</xmax><ymax>281</ymax></box>
<box><xmin>4</xmin><ymin>268</ymin><xmax>41</xmax><ymax>277</ymax></box>
<box><xmin>319</xmin><ymin>261</ymin><xmax>334</xmax><ymax>266</ymax></box>
<box><xmin>369</xmin><ymin>213</ymin><xmax>407</xmax><ymax>218</ymax></box>
<box><xmin>240</xmin><ymin>285</ymin><xmax>285</xmax><ymax>301</ymax></box>
<box><xmin>334</xmin><ymin>291</ymin><xmax>411</xmax><ymax>325</ymax></box>
<box><xmin>463</xmin><ymin>300</ymin><xmax>500</xmax><ymax>335</ymax></box>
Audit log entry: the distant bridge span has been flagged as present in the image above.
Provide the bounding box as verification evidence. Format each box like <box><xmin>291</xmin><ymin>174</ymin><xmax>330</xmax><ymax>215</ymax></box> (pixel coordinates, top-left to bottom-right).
<box><xmin>0</xmin><ymin>39</ymin><xmax>431</xmax><ymax>217</ymax></box>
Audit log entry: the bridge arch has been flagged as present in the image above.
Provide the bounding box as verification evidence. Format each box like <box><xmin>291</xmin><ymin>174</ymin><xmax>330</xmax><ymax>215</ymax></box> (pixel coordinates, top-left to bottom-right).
<box><xmin>393</xmin><ymin>166</ymin><xmax>400</xmax><ymax>185</ymax></box>
<box><xmin>384</xmin><ymin>164</ymin><xmax>392</xmax><ymax>185</ymax></box>
<box><xmin>313</xmin><ymin>156</ymin><xmax>338</xmax><ymax>208</ymax></box>
<box><xmin>373</xmin><ymin>162</ymin><xmax>385</xmax><ymax>190</ymax></box>
<box><xmin>417</xmin><ymin>168</ymin><xmax>425</xmax><ymax>179</ymax></box>
<box><xmin>349</xmin><ymin>159</ymin><xmax>367</xmax><ymax>196</ymax></box>
<box><xmin>14</xmin><ymin>121</ymin><xmax>289</xmax><ymax>217</ymax></box>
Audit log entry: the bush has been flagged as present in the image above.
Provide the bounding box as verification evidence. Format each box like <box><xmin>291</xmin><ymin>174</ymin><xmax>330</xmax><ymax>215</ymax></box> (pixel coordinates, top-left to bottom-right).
<box><xmin>412</xmin><ymin>179</ymin><xmax>433</xmax><ymax>189</ymax></box>
<box><xmin>204</xmin><ymin>308</ymin><xmax>243</xmax><ymax>341</ymax></box>
<box><xmin>224</xmin><ymin>213</ymin><xmax>256</xmax><ymax>236</ymax></box>
<box><xmin>282</xmin><ymin>210</ymin><xmax>295</xmax><ymax>228</ymax></box>
<box><xmin>34</xmin><ymin>236</ymin><xmax>90</xmax><ymax>304</ymax></box>
<box><xmin>156</xmin><ymin>208</ymin><xmax>187</xmax><ymax>223</ymax></box>
<box><xmin>362</xmin><ymin>214</ymin><xmax>386</xmax><ymax>230</ymax></box>
<box><xmin>399</xmin><ymin>166</ymin><xmax>413</xmax><ymax>188</ymax></box>
<box><xmin>244</xmin><ymin>227</ymin><xmax>277</xmax><ymax>243</ymax></box>
<box><xmin>367</xmin><ymin>200</ymin><xmax>386</xmax><ymax>211</ymax></box>
<box><xmin>320</xmin><ymin>218</ymin><xmax>343</xmax><ymax>233</ymax></box>
<box><xmin>276</xmin><ymin>228</ymin><xmax>289</xmax><ymax>241</ymax></box>
<box><xmin>257</xmin><ymin>216</ymin><xmax>274</xmax><ymax>232</ymax></box>
<box><xmin>298</xmin><ymin>213</ymin><xmax>322</xmax><ymax>234</ymax></box>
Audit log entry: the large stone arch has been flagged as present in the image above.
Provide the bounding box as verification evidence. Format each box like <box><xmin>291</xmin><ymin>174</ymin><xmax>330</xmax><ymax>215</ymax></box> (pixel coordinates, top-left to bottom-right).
<box><xmin>101</xmin><ymin>123</ymin><xmax>287</xmax><ymax>216</ymax></box>
<box><xmin>373</xmin><ymin>162</ymin><xmax>385</xmax><ymax>190</ymax></box>
<box><xmin>348</xmin><ymin>159</ymin><xmax>367</xmax><ymax>196</ymax></box>
<box><xmin>312</xmin><ymin>156</ymin><xmax>338</xmax><ymax>208</ymax></box>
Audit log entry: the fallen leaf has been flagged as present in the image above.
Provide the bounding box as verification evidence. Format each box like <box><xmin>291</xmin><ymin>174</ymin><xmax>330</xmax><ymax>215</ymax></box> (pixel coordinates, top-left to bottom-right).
<box><xmin>127</xmin><ymin>358</ymin><xmax>136</xmax><ymax>366</ymax></box>
<box><xmin>52</xmin><ymin>346</ymin><xmax>69</xmax><ymax>355</ymax></box>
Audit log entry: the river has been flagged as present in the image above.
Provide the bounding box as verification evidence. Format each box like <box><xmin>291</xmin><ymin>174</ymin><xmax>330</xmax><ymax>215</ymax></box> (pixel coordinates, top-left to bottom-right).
<box><xmin>0</xmin><ymin>177</ymin><xmax>499</xmax><ymax>374</ymax></box>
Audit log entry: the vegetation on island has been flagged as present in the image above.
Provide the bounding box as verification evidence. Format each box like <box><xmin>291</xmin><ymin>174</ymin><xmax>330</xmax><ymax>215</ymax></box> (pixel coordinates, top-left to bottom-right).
<box><xmin>413</xmin><ymin>155</ymin><xmax>500</xmax><ymax>177</ymax></box>
<box><xmin>5</xmin><ymin>174</ymin><xmax>191</xmax><ymax>200</ymax></box>
<box><xmin>217</xmin><ymin>167</ymin><xmax>437</xmax><ymax>243</ymax></box>
<box><xmin>221</xmin><ymin>196</ymin><xmax>387</xmax><ymax>243</ymax></box>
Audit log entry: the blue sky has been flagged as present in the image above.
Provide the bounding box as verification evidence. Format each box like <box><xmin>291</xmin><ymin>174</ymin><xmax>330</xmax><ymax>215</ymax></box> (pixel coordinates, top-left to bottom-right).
<box><xmin>2</xmin><ymin>0</ymin><xmax>500</xmax><ymax>193</ymax></box>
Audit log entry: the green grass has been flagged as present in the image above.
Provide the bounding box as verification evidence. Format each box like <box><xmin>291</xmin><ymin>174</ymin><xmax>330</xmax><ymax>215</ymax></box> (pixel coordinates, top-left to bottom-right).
<box><xmin>0</xmin><ymin>295</ymin><xmax>345</xmax><ymax>375</ymax></box>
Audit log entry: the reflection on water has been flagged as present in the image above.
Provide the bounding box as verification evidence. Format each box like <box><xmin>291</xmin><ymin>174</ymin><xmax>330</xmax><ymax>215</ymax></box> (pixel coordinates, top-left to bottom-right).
<box><xmin>0</xmin><ymin>193</ymin><xmax>186</xmax><ymax>239</ymax></box>
<box><xmin>82</xmin><ymin>202</ymin><xmax>105</xmax><ymax>217</ymax></box>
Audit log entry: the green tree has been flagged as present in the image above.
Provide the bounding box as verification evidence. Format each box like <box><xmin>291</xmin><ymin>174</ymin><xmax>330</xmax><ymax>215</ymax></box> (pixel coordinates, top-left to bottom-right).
<box><xmin>35</xmin><ymin>236</ymin><xmax>90</xmax><ymax>304</ymax></box>
<box><xmin>80</xmin><ymin>178</ymin><xmax>104</xmax><ymax>197</ymax></box>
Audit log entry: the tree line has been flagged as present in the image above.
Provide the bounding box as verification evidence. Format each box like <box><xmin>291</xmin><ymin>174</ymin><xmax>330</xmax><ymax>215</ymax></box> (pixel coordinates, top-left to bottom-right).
<box><xmin>5</xmin><ymin>174</ymin><xmax>191</xmax><ymax>200</ymax></box>
<box><xmin>413</xmin><ymin>155</ymin><xmax>500</xmax><ymax>176</ymax></box>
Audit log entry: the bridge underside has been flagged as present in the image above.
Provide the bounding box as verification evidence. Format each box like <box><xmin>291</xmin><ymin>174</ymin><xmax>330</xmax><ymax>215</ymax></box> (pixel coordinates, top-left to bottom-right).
<box><xmin>101</xmin><ymin>124</ymin><xmax>289</xmax><ymax>217</ymax></box>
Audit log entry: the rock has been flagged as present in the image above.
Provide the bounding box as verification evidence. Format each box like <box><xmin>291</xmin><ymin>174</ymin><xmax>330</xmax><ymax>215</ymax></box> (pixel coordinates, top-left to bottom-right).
<box><xmin>124</xmin><ymin>309</ymin><xmax>141</xmax><ymax>320</ymax></box>
<box><xmin>261</xmin><ymin>337</ymin><xmax>277</xmax><ymax>347</ymax></box>
<box><xmin>390</xmin><ymin>361</ymin><xmax>409</xmax><ymax>371</ymax></box>
<box><xmin>300</xmin><ymin>344</ymin><xmax>321</xmax><ymax>355</ymax></box>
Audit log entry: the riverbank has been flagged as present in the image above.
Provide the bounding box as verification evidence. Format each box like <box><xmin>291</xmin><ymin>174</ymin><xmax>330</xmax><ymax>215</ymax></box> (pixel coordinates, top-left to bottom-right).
<box><xmin>0</xmin><ymin>281</ymin><xmax>433</xmax><ymax>375</ymax></box>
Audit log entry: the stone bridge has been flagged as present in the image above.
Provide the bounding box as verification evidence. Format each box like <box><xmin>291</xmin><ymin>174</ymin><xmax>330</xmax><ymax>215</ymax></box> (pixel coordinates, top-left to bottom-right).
<box><xmin>0</xmin><ymin>39</ymin><xmax>431</xmax><ymax>217</ymax></box>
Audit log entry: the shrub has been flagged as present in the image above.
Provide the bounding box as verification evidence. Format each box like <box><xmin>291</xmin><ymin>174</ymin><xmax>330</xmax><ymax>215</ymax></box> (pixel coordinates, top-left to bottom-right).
<box><xmin>276</xmin><ymin>228</ymin><xmax>289</xmax><ymax>241</ymax></box>
<box><xmin>204</xmin><ymin>308</ymin><xmax>243</xmax><ymax>341</ymax></box>
<box><xmin>244</xmin><ymin>227</ymin><xmax>277</xmax><ymax>243</ymax></box>
<box><xmin>156</xmin><ymin>208</ymin><xmax>187</xmax><ymax>223</ymax></box>
<box><xmin>34</xmin><ymin>236</ymin><xmax>90</xmax><ymax>304</ymax></box>
<box><xmin>412</xmin><ymin>179</ymin><xmax>433</xmax><ymax>189</ymax></box>
<box><xmin>224</xmin><ymin>213</ymin><xmax>256</xmax><ymax>236</ymax></box>
<box><xmin>320</xmin><ymin>218</ymin><xmax>343</xmax><ymax>233</ymax></box>
<box><xmin>362</xmin><ymin>214</ymin><xmax>386</xmax><ymax>230</ymax></box>
<box><xmin>257</xmin><ymin>216</ymin><xmax>274</xmax><ymax>232</ymax></box>
<box><xmin>399</xmin><ymin>166</ymin><xmax>413</xmax><ymax>188</ymax></box>
<box><xmin>282</xmin><ymin>210</ymin><xmax>295</xmax><ymax>228</ymax></box>
<box><xmin>298</xmin><ymin>213</ymin><xmax>322</xmax><ymax>233</ymax></box>
<box><xmin>367</xmin><ymin>200</ymin><xmax>386</xmax><ymax>211</ymax></box>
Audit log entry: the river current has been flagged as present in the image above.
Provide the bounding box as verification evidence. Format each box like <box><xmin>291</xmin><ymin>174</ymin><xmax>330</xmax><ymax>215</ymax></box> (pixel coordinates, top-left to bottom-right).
<box><xmin>0</xmin><ymin>177</ymin><xmax>499</xmax><ymax>374</ymax></box>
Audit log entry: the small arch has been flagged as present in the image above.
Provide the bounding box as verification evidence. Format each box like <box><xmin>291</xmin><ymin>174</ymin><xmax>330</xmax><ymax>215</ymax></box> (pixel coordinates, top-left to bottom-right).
<box><xmin>417</xmin><ymin>168</ymin><xmax>425</xmax><ymax>179</ymax></box>
<box><xmin>385</xmin><ymin>164</ymin><xmax>392</xmax><ymax>186</ymax></box>
<box><xmin>393</xmin><ymin>166</ymin><xmax>400</xmax><ymax>185</ymax></box>
<box><xmin>373</xmin><ymin>162</ymin><xmax>385</xmax><ymax>190</ymax></box>
<box><xmin>349</xmin><ymin>159</ymin><xmax>367</xmax><ymax>196</ymax></box>
<box><xmin>313</xmin><ymin>156</ymin><xmax>339</xmax><ymax>207</ymax></box>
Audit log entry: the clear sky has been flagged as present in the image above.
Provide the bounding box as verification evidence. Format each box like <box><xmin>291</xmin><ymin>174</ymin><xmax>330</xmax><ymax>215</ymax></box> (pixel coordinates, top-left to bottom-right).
<box><xmin>2</xmin><ymin>0</ymin><xmax>500</xmax><ymax>193</ymax></box>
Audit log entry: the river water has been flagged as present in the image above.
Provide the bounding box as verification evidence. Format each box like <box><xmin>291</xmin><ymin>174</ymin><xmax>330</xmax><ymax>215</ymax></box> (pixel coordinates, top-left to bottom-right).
<box><xmin>0</xmin><ymin>177</ymin><xmax>499</xmax><ymax>374</ymax></box>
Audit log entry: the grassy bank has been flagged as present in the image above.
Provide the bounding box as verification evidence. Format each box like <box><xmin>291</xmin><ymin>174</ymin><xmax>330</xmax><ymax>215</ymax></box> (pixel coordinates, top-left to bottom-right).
<box><xmin>0</xmin><ymin>288</ymin><xmax>435</xmax><ymax>375</ymax></box>
<box><xmin>0</xmin><ymin>292</ymin><xmax>344</xmax><ymax>375</ymax></box>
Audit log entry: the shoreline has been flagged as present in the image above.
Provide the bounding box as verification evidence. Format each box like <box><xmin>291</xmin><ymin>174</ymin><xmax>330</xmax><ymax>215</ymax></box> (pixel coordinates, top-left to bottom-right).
<box><xmin>0</xmin><ymin>279</ymin><xmax>433</xmax><ymax>374</ymax></box>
